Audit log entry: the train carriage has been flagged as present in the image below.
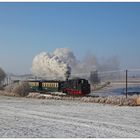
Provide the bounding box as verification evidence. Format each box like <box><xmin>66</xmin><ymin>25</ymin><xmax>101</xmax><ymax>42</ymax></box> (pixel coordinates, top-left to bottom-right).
<box><xmin>41</xmin><ymin>80</ymin><xmax>64</xmax><ymax>92</ymax></box>
<box><xmin>28</xmin><ymin>81</ymin><xmax>41</xmax><ymax>91</ymax></box>
<box><xmin>28</xmin><ymin>80</ymin><xmax>64</xmax><ymax>92</ymax></box>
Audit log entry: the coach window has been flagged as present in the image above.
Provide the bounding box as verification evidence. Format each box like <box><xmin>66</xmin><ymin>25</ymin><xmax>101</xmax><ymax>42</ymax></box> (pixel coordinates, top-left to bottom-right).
<box><xmin>56</xmin><ymin>83</ymin><xmax>58</xmax><ymax>87</ymax></box>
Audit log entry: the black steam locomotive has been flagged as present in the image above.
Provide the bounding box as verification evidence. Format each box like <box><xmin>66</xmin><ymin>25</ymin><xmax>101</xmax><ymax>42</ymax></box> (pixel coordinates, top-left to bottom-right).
<box><xmin>28</xmin><ymin>78</ymin><xmax>90</xmax><ymax>96</ymax></box>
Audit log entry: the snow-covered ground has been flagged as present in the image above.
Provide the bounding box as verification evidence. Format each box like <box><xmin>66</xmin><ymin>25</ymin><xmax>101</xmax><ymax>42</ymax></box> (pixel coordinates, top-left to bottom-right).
<box><xmin>0</xmin><ymin>95</ymin><xmax>140</xmax><ymax>138</ymax></box>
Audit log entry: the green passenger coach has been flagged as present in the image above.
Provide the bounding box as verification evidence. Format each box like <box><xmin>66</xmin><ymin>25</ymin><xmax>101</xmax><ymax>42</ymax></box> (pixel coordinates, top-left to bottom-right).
<box><xmin>42</xmin><ymin>81</ymin><xmax>59</xmax><ymax>92</ymax></box>
<box><xmin>28</xmin><ymin>80</ymin><xmax>64</xmax><ymax>92</ymax></box>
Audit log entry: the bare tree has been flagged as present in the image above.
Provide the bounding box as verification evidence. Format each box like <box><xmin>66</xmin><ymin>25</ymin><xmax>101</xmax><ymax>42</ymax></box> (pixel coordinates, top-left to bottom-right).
<box><xmin>0</xmin><ymin>67</ymin><xmax>6</xmax><ymax>87</ymax></box>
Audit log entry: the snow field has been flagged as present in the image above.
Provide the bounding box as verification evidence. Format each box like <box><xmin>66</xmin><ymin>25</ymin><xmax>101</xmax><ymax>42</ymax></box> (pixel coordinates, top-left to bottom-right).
<box><xmin>0</xmin><ymin>95</ymin><xmax>140</xmax><ymax>138</ymax></box>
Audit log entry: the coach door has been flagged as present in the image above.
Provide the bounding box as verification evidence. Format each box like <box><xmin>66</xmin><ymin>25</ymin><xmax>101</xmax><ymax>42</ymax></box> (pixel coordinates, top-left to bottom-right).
<box><xmin>38</xmin><ymin>82</ymin><xmax>42</xmax><ymax>91</ymax></box>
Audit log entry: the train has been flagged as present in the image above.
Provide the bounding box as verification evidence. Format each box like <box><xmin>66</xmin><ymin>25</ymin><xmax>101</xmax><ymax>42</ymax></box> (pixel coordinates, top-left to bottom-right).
<box><xmin>28</xmin><ymin>78</ymin><xmax>91</xmax><ymax>96</ymax></box>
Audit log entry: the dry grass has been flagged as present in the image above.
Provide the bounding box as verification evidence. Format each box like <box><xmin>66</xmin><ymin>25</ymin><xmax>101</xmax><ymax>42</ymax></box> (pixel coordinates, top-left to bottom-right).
<box><xmin>136</xmin><ymin>97</ymin><xmax>140</xmax><ymax>105</ymax></box>
<box><xmin>26</xmin><ymin>92</ymin><xmax>41</xmax><ymax>98</ymax></box>
<box><xmin>80</xmin><ymin>95</ymin><xmax>138</xmax><ymax>106</ymax></box>
<box><xmin>26</xmin><ymin>92</ymin><xmax>140</xmax><ymax>106</ymax></box>
<box><xmin>27</xmin><ymin>92</ymin><xmax>62</xmax><ymax>100</ymax></box>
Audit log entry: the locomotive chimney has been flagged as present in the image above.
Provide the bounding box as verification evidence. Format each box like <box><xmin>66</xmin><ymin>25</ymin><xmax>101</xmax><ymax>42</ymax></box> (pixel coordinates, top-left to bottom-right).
<box><xmin>65</xmin><ymin>71</ymin><xmax>70</xmax><ymax>81</ymax></box>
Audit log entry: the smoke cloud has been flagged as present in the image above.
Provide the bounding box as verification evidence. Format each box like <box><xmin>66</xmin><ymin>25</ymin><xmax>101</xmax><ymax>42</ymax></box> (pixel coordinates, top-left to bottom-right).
<box><xmin>31</xmin><ymin>48</ymin><xmax>120</xmax><ymax>80</ymax></box>
<box><xmin>31</xmin><ymin>51</ymin><xmax>71</xmax><ymax>80</ymax></box>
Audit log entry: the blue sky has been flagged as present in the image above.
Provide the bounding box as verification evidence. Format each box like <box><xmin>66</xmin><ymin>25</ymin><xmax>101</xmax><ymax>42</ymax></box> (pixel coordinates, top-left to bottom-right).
<box><xmin>0</xmin><ymin>2</ymin><xmax>140</xmax><ymax>74</ymax></box>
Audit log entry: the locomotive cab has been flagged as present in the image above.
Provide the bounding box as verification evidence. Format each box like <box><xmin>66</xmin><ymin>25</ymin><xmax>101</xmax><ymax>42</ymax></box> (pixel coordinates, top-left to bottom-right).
<box><xmin>62</xmin><ymin>78</ymin><xmax>90</xmax><ymax>95</ymax></box>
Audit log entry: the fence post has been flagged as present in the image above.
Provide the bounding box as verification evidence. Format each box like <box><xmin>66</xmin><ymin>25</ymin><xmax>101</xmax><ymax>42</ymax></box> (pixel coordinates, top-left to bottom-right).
<box><xmin>126</xmin><ymin>70</ymin><xmax>128</xmax><ymax>98</ymax></box>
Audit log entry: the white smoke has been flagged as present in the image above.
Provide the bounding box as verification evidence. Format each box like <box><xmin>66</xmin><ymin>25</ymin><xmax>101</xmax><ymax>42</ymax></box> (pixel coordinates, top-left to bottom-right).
<box><xmin>53</xmin><ymin>48</ymin><xmax>77</xmax><ymax>66</ymax></box>
<box><xmin>31</xmin><ymin>48</ymin><xmax>120</xmax><ymax>80</ymax></box>
<box><xmin>31</xmin><ymin>51</ymin><xmax>71</xmax><ymax>80</ymax></box>
<box><xmin>53</xmin><ymin>48</ymin><xmax>97</xmax><ymax>74</ymax></box>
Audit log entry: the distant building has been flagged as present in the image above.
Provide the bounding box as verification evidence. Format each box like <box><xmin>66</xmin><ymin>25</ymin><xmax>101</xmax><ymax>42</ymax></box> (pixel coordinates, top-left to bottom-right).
<box><xmin>89</xmin><ymin>70</ymin><xmax>100</xmax><ymax>85</ymax></box>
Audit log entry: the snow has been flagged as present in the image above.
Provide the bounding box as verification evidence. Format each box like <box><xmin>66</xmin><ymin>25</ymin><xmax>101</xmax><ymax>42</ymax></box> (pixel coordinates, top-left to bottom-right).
<box><xmin>91</xmin><ymin>82</ymin><xmax>140</xmax><ymax>97</ymax></box>
<box><xmin>50</xmin><ymin>92</ymin><xmax>66</xmax><ymax>96</ymax></box>
<box><xmin>0</xmin><ymin>95</ymin><xmax>140</xmax><ymax>138</ymax></box>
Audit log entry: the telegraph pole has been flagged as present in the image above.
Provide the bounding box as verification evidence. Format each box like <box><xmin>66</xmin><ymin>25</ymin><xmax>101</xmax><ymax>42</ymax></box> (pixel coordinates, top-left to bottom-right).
<box><xmin>126</xmin><ymin>70</ymin><xmax>128</xmax><ymax>98</ymax></box>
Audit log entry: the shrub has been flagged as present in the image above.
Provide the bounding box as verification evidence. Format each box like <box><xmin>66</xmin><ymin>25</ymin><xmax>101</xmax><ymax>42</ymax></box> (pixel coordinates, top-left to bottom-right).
<box><xmin>4</xmin><ymin>83</ymin><xmax>14</xmax><ymax>93</ymax></box>
<box><xmin>4</xmin><ymin>81</ymin><xmax>30</xmax><ymax>97</ymax></box>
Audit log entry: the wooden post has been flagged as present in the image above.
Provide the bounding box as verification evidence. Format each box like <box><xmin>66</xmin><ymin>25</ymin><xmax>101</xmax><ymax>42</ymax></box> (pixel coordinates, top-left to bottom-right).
<box><xmin>126</xmin><ymin>70</ymin><xmax>128</xmax><ymax>98</ymax></box>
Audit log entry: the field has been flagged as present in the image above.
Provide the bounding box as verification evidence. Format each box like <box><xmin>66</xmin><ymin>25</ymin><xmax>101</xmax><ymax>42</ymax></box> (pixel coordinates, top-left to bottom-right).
<box><xmin>0</xmin><ymin>95</ymin><xmax>140</xmax><ymax>138</ymax></box>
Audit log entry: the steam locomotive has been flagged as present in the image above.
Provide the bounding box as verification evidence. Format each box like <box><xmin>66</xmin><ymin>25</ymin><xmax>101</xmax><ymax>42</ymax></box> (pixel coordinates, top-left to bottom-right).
<box><xmin>28</xmin><ymin>78</ymin><xmax>90</xmax><ymax>96</ymax></box>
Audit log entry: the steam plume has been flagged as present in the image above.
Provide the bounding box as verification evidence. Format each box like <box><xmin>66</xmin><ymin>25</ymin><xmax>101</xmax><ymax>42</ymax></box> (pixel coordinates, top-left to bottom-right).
<box><xmin>31</xmin><ymin>48</ymin><xmax>120</xmax><ymax>80</ymax></box>
<box><xmin>31</xmin><ymin>51</ymin><xmax>71</xmax><ymax>80</ymax></box>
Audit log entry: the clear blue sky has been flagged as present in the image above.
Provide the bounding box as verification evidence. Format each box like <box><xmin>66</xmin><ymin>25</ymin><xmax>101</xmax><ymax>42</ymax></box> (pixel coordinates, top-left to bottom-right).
<box><xmin>0</xmin><ymin>2</ymin><xmax>140</xmax><ymax>74</ymax></box>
